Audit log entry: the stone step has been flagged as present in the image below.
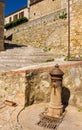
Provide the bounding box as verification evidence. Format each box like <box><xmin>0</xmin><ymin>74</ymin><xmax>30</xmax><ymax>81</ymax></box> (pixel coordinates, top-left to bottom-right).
<box><xmin>0</xmin><ymin>50</ymin><xmax>51</xmax><ymax>55</ymax></box>
<box><xmin>0</xmin><ymin>63</ymin><xmax>31</xmax><ymax>67</ymax></box>
<box><xmin>0</xmin><ymin>53</ymin><xmax>52</xmax><ymax>57</ymax></box>
<box><xmin>0</xmin><ymin>54</ymin><xmax>53</xmax><ymax>57</ymax></box>
<box><xmin>0</xmin><ymin>57</ymin><xmax>53</xmax><ymax>61</ymax></box>
<box><xmin>0</xmin><ymin>44</ymin><xmax>55</xmax><ymax>72</ymax></box>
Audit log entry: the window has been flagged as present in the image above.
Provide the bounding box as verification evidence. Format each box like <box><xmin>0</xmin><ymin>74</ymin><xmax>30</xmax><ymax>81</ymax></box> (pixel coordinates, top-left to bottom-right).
<box><xmin>9</xmin><ymin>17</ymin><xmax>12</xmax><ymax>23</ymax></box>
<box><xmin>19</xmin><ymin>11</ymin><xmax>24</xmax><ymax>18</ymax></box>
<box><xmin>13</xmin><ymin>14</ymin><xmax>18</xmax><ymax>21</ymax></box>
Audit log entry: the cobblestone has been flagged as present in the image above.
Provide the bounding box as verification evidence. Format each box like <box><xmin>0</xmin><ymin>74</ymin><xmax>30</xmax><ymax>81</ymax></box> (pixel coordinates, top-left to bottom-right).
<box><xmin>0</xmin><ymin>102</ymin><xmax>82</xmax><ymax>130</ymax></box>
<box><xmin>0</xmin><ymin>102</ymin><xmax>23</xmax><ymax>130</ymax></box>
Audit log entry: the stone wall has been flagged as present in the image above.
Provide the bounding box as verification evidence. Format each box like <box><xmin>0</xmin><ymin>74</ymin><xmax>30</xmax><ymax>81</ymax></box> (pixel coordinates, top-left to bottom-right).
<box><xmin>5</xmin><ymin>9</ymin><xmax>68</xmax><ymax>58</ymax></box>
<box><xmin>70</xmin><ymin>0</ymin><xmax>82</xmax><ymax>58</ymax></box>
<box><xmin>5</xmin><ymin>0</ymin><xmax>82</xmax><ymax>58</ymax></box>
<box><xmin>5</xmin><ymin>9</ymin><xmax>66</xmax><ymax>37</ymax></box>
<box><xmin>13</xmin><ymin>19</ymin><xmax>68</xmax><ymax>57</ymax></box>
<box><xmin>29</xmin><ymin>0</ymin><xmax>67</xmax><ymax>20</ymax></box>
<box><xmin>0</xmin><ymin>72</ymin><xmax>26</xmax><ymax>106</ymax></box>
<box><xmin>0</xmin><ymin>2</ymin><xmax>5</xmax><ymax>51</ymax></box>
<box><xmin>30</xmin><ymin>0</ymin><xmax>61</xmax><ymax>20</ymax></box>
<box><xmin>0</xmin><ymin>61</ymin><xmax>82</xmax><ymax>108</ymax></box>
<box><xmin>25</xmin><ymin>62</ymin><xmax>82</xmax><ymax>108</ymax></box>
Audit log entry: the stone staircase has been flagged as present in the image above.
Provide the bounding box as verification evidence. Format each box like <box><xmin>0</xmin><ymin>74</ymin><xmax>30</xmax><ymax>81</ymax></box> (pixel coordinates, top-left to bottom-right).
<box><xmin>0</xmin><ymin>42</ymin><xmax>54</xmax><ymax>72</ymax></box>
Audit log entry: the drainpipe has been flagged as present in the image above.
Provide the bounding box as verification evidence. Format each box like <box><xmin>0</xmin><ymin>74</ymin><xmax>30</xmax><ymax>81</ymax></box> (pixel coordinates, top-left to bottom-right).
<box><xmin>28</xmin><ymin>0</ymin><xmax>30</xmax><ymax>20</ymax></box>
<box><xmin>68</xmin><ymin>0</ymin><xmax>70</xmax><ymax>60</ymax></box>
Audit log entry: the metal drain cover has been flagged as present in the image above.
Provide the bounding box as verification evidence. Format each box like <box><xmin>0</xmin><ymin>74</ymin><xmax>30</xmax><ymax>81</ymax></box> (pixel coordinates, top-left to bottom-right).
<box><xmin>37</xmin><ymin>113</ymin><xmax>63</xmax><ymax>129</ymax></box>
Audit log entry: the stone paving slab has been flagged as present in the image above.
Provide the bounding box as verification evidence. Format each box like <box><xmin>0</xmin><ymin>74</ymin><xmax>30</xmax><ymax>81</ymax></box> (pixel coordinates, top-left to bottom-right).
<box><xmin>0</xmin><ymin>103</ymin><xmax>82</xmax><ymax>130</ymax></box>
<box><xmin>57</xmin><ymin>106</ymin><xmax>82</xmax><ymax>130</ymax></box>
<box><xmin>19</xmin><ymin>103</ymin><xmax>82</xmax><ymax>130</ymax></box>
<box><xmin>0</xmin><ymin>103</ymin><xmax>23</xmax><ymax>130</ymax></box>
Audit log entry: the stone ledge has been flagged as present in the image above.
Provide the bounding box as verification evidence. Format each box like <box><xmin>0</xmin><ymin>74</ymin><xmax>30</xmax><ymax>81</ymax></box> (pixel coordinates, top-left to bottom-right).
<box><xmin>0</xmin><ymin>61</ymin><xmax>82</xmax><ymax>75</ymax></box>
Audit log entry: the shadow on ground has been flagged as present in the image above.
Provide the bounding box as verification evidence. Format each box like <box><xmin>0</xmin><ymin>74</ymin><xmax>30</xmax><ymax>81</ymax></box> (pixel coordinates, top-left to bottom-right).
<box><xmin>4</xmin><ymin>42</ymin><xmax>27</xmax><ymax>50</ymax></box>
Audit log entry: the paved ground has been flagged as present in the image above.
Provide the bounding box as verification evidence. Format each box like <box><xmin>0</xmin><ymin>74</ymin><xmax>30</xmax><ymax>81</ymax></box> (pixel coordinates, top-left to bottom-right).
<box><xmin>0</xmin><ymin>42</ymin><xmax>55</xmax><ymax>72</ymax></box>
<box><xmin>19</xmin><ymin>103</ymin><xmax>82</xmax><ymax>130</ymax></box>
<box><xmin>0</xmin><ymin>42</ymin><xmax>82</xmax><ymax>130</ymax></box>
<box><xmin>0</xmin><ymin>102</ymin><xmax>22</xmax><ymax>130</ymax></box>
<box><xmin>0</xmin><ymin>103</ymin><xmax>82</xmax><ymax>130</ymax></box>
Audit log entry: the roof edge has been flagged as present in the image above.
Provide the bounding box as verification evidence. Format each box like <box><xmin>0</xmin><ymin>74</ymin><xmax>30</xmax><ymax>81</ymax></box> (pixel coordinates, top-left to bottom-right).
<box><xmin>30</xmin><ymin>0</ymin><xmax>44</xmax><ymax>6</ymax></box>
<box><xmin>0</xmin><ymin>1</ymin><xmax>6</xmax><ymax>5</ymax></box>
<box><xmin>5</xmin><ymin>6</ymin><xmax>27</xmax><ymax>17</ymax></box>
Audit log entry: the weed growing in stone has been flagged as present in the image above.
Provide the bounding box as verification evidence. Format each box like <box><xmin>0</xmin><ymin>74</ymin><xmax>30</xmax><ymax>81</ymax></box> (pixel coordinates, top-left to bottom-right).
<box><xmin>59</xmin><ymin>12</ymin><xmax>67</xmax><ymax>19</ymax></box>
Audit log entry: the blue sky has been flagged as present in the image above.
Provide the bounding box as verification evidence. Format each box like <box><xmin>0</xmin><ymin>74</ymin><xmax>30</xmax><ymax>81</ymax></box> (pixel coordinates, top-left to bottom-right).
<box><xmin>4</xmin><ymin>0</ymin><xmax>27</xmax><ymax>16</ymax></box>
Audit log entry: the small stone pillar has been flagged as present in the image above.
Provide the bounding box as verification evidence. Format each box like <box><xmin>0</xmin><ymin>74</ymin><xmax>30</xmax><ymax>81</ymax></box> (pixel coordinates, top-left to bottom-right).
<box><xmin>47</xmin><ymin>64</ymin><xmax>64</xmax><ymax>118</ymax></box>
<box><xmin>0</xmin><ymin>1</ymin><xmax>5</xmax><ymax>51</ymax></box>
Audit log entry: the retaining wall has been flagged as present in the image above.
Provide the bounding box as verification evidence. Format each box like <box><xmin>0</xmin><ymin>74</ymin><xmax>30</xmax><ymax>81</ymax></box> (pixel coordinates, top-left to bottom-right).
<box><xmin>0</xmin><ymin>61</ymin><xmax>82</xmax><ymax>108</ymax></box>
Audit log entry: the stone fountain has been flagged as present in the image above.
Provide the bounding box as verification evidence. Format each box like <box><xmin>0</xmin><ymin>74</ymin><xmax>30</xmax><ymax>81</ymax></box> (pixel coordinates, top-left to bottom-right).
<box><xmin>19</xmin><ymin>64</ymin><xmax>65</xmax><ymax>130</ymax></box>
<box><xmin>37</xmin><ymin>64</ymin><xmax>64</xmax><ymax>129</ymax></box>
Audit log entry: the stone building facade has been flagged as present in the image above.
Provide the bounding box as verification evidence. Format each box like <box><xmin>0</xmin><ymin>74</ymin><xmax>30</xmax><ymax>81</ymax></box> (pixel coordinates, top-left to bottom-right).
<box><xmin>70</xmin><ymin>0</ymin><xmax>82</xmax><ymax>57</ymax></box>
<box><xmin>5</xmin><ymin>0</ymin><xmax>67</xmax><ymax>23</ymax></box>
<box><xmin>0</xmin><ymin>1</ymin><xmax>5</xmax><ymax>51</ymax></box>
<box><xmin>5</xmin><ymin>6</ymin><xmax>28</xmax><ymax>24</ymax></box>
<box><xmin>5</xmin><ymin>0</ymin><xmax>82</xmax><ymax>58</ymax></box>
<box><xmin>29</xmin><ymin>0</ymin><xmax>67</xmax><ymax>20</ymax></box>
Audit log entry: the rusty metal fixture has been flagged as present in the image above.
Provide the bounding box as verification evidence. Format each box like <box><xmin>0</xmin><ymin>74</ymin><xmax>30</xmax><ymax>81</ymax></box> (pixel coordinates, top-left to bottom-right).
<box><xmin>37</xmin><ymin>112</ymin><xmax>63</xmax><ymax>129</ymax></box>
<box><xmin>4</xmin><ymin>100</ymin><xmax>17</xmax><ymax>107</ymax></box>
<box><xmin>47</xmin><ymin>64</ymin><xmax>64</xmax><ymax>118</ymax></box>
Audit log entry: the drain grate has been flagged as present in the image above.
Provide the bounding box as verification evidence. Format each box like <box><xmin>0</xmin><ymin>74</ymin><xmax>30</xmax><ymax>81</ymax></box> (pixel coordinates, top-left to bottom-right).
<box><xmin>37</xmin><ymin>113</ymin><xmax>63</xmax><ymax>129</ymax></box>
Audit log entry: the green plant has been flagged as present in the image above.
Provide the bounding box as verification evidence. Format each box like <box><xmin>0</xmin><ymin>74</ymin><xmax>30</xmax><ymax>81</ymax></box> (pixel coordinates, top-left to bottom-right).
<box><xmin>80</xmin><ymin>55</ymin><xmax>82</xmax><ymax>58</ymax></box>
<box><xmin>43</xmin><ymin>47</ymin><xmax>51</xmax><ymax>52</ymax></box>
<box><xmin>4</xmin><ymin>87</ymin><xmax>8</xmax><ymax>91</ymax></box>
<box><xmin>15</xmin><ymin>129</ymin><xmax>19</xmax><ymax>130</ymax></box>
<box><xmin>46</xmin><ymin>58</ymin><xmax>54</xmax><ymax>62</ymax></box>
<box><xmin>78</xmin><ymin>109</ymin><xmax>82</xmax><ymax>112</ymax></box>
<box><xmin>0</xmin><ymin>95</ymin><xmax>2</xmax><ymax>99</ymax></box>
<box><xmin>64</xmin><ymin>56</ymin><xmax>68</xmax><ymax>61</ymax></box>
<box><xmin>4</xmin><ymin>17</ymin><xmax>28</xmax><ymax>30</ymax></box>
<box><xmin>59</xmin><ymin>12</ymin><xmax>67</xmax><ymax>19</ymax></box>
<box><xmin>44</xmin><ymin>107</ymin><xmax>48</xmax><ymax>111</ymax></box>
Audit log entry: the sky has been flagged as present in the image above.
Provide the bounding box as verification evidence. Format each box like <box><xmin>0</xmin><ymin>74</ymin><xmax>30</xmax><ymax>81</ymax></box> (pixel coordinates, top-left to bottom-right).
<box><xmin>4</xmin><ymin>0</ymin><xmax>27</xmax><ymax>16</ymax></box>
